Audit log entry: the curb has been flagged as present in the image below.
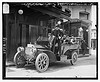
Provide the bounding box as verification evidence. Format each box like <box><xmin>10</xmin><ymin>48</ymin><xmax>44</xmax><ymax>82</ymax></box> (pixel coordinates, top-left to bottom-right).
<box><xmin>6</xmin><ymin>62</ymin><xmax>15</xmax><ymax>67</ymax></box>
<box><xmin>78</xmin><ymin>54</ymin><xmax>90</xmax><ymax>58</ymax></box>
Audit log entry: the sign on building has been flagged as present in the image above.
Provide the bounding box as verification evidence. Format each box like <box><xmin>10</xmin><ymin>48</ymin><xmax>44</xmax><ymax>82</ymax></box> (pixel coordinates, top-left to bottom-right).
<box><xmin>3</xmin><ymin>3</ymin><xmax>9</xmax><ymax>14</ymax></box>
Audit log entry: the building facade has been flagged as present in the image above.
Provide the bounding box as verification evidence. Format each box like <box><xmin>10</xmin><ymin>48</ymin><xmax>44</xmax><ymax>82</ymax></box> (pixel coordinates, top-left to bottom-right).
<box><xmin>62</xmin><ymin>3</ymin><xmax>97</xmax><ymax>54</ymax></box>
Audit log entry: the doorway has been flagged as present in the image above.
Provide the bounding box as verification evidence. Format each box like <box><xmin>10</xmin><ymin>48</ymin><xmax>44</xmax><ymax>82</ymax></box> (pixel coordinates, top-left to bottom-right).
<box><xmin>29</xmin><ymin>25</ymin><xmax>38</xmax><ymax>44</ymax></box>
<box><xmin>19</xmin><ymin>24</ymin><xmax>38</xmax><ymax>46</ymax></box>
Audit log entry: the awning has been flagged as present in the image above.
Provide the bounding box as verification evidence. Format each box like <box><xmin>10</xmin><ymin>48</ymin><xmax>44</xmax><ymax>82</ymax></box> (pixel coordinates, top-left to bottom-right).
<box><xmin>81</xmin><ymin>19</ymin><xmax>92</xmax><ymax>27</ymax></box>
<box><xmin>64</xmin><ymin>18</ymin><xmax>92</xmax><ymax>28</ymax></box>
<box><xmin>8</xmin><ymin>3</ymin><xmax>71</xmax><ymax>21</ymax></box>
<box><xmin>31</xmin><ymin>6</ymin><xmax>71</xmax><ymax>20</ymax></box>
<box><xmin>69</xmin><ymin>18</ymin><xmax>81</xmax><ymax>23</ymax></box>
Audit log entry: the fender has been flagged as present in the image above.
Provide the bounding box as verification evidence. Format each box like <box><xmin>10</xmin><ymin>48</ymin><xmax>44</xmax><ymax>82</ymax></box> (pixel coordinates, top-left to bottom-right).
<box><xmin>13</xmin><ymin>51</ymin><xmax>26</xmax><ymax>63</ymax></box>
<box><xmin>63</xmin><ymin>49</ymin><xmax>78</xmax><ymax>59</ymax></box>
<box><xmin>36</xmin><ymin>49</ymin><xmax>57</xmax><ymax>63</ymax></box>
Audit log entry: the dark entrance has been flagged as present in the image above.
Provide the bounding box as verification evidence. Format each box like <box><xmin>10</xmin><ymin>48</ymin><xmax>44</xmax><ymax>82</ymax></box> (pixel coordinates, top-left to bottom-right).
<box><xmin>19</xmin><ymin>24</ymin><xmax>29</xmax><ymax>47</ymax></box>
<box><xmin>19</xmin><ymin>24</ymin><xmax>38</xmax><ymax>46</ymax></box>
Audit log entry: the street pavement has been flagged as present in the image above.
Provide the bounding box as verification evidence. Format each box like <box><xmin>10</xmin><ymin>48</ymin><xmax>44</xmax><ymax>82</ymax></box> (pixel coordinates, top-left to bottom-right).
<box><xmin>6</xmin><ymin>54</ymin><xmax>97</xmax><ymax>78</ymax></box>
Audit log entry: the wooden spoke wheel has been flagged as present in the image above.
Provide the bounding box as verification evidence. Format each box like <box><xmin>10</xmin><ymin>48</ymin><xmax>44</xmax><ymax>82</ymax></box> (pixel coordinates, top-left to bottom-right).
<box><xmin>35</xmin><ymin>53</ymin><xmax>49</xmax><ymax>72</ymax></box>
<box><xmin>70</xmin><ymin>51</ymin><xmax>78</xmax><ymax>65</ymax></box>
<box><xmin>14</xmin><ymin>52</ymin><xmax>26</xmax><ymax>68</ymax></box>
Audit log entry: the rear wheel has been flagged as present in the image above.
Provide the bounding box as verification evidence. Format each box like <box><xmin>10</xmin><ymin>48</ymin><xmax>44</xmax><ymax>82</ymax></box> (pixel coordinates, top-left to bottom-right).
<box><xmin>70</xmin><ymin>51</ymin><xmax>78</xmax><ymax>65</ymax></box>
<box><xmin>35</xmin><ymin>53</ymin><xmax>49</xmax><ymax>72</ymax></box>
<box><xmin>14</xmin><ymin>52</ymin><xmax>26</xmax><ymax>68</ymax></box>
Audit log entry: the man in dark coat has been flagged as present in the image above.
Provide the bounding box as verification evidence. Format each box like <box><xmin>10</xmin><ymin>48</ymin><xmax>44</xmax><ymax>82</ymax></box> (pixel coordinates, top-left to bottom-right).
<box><xmin>81</xmin><ymin>40</ymin><xmax>88</xmax><ymax>55</ymax></box>
<box><xmin>51</xmin><ymin>21</ymin><xmax>64</xmax><ymax>56</ymax></box>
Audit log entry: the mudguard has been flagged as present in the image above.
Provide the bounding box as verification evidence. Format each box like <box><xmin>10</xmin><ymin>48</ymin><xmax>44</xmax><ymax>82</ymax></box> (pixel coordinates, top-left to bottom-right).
<box><xmin>36</xmin><ymin>49</ymin><xmax>57</xmax><ymax>63</ymax></box>
<box><xmin>14</xmin><ymin>51</ymin><xmax>25</xmax><ymax>60</ymax></box>
<box><xmin>63</xmin><ymin>49</ymin><xmax>78</xmax><ymax>59</ymax></box>
<box><xmin>61</xmin><ymin>43</ymin><xmax>79</xmax><ymax>59</ymax></box>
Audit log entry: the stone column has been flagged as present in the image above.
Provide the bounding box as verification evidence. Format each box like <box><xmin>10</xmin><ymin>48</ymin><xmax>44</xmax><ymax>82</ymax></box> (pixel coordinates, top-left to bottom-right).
<box><xmin>88</xmin><ymin>24</ymin><xmax>92</xmax><ymax>55</ymax></box>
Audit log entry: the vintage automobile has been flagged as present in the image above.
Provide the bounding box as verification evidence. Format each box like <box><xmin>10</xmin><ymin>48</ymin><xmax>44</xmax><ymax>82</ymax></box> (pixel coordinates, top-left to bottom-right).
<box><xmin>14</xmin><ymin>36</ymin><xmax>80</xmax><ymax>72</ymax></box>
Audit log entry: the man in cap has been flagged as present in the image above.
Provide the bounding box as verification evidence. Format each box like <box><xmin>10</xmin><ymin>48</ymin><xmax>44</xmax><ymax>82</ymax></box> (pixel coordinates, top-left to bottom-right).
<box><xmin>51</xmin><ymin>21</ymin><xmax>64</xmax><ymax>56</ymax></box>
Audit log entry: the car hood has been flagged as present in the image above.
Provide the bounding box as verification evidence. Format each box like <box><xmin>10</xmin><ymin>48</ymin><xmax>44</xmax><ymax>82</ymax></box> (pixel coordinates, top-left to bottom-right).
<box><xmin>34</xmin><ymin>44</ymin><xmax>45</xmax><ymax>48</ymax></box>
<box><xmin>26</xmin><ymin>44</ymin><xmax>49</xmax><ymax>50</ymax></box>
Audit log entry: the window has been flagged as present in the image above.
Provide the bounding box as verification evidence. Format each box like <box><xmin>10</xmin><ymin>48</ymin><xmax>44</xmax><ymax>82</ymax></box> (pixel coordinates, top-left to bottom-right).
<box><xmin>79</xmin><ymin>11</ymin><xmax>89</xmax><ymax>20</ymax></box>
<box><xmin>94</xmin><ymin>32</ymin><xmax>96</xmax><ymax>38</ymax></box>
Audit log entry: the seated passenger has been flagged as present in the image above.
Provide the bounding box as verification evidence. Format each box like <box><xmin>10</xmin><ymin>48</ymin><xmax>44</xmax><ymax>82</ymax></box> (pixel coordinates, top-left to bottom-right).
<box><xmin>70</xmin><ymin>35</ymin><xmax>76</xmax><ymax>44</ymax></box>
<box><xmin>63</xmin><ymin>35</ymin><xmax>70</xmax><ymax>43</ymax></box>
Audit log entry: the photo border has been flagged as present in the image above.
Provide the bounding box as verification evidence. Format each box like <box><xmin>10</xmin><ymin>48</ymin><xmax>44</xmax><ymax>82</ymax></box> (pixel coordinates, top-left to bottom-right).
<box><xmin>2</xmin><ymin>2</ymin><xmax>98</xmax><ymax>80</ymax></box>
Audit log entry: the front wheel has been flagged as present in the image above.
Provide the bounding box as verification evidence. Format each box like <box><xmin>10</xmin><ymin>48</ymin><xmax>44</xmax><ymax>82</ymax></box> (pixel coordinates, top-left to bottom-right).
<box><xmin>14</xmin><ymin>52</ymin><xmax>26</xmax><ymax>68</ymax></box>
<box><xmin>70</xmin><ymin>51</ymin><xmax>78</xmax><ymax>65</ymax></box>
<box><xmin>35</xmin><ymin>53</ymin><xmax>49</xmax><ymax>72</ymax></box>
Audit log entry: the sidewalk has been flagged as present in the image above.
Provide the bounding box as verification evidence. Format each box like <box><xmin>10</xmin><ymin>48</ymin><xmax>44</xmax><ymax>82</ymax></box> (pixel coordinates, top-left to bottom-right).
<box><xmin>90</xmin><ymin>49</ymin><xmax>96</xmax><ymax>55</ymax></box>
<box><xmin>6</xmin><ymin>61</ymin><xmax>15</xmax><ymax>67</ymax></box>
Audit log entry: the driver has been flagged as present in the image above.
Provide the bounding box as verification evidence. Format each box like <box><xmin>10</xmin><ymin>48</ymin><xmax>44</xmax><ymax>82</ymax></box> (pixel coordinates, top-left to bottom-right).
<box><xmin>51</xmin><ymin>21</ymin><xmax>64</xmax><ymax>56</ymax></box>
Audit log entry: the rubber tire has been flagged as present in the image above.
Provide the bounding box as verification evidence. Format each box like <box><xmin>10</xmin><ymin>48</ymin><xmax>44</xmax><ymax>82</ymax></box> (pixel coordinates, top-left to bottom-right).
<box><xmin>70</xmin><ymin>51</ymin><xmax>78</xmax><ymax>65</ymax></box>
<box><xmin>35</xmin><ymin>53</ymin><xmax>49</xmax><ymax>73</ymax></box>
<box><xmin>14</xmin><ymin>52</ymin><xmax>26</xmax><ymax>68</ymax></box>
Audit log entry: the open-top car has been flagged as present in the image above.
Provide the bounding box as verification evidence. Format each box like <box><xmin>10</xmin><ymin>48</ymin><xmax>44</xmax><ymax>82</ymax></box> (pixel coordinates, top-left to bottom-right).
<box><xmin>14</xmin><ymin>36</ymin><xmax>80</xmax><ymax>72</ymax></box>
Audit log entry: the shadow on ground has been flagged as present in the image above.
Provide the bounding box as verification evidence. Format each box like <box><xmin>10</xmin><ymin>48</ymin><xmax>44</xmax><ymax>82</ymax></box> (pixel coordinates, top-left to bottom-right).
<box><xmin>23</xmin><ymin>55</ymin><xmax>96</xmax><ymax>73</ymax></box>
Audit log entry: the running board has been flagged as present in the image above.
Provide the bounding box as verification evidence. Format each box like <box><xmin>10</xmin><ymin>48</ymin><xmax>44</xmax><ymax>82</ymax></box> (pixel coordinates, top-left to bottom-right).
<box><xmin>60</xmin><ymin>55</ymin><xmax>68</xmax><ymax>61</ymax></box>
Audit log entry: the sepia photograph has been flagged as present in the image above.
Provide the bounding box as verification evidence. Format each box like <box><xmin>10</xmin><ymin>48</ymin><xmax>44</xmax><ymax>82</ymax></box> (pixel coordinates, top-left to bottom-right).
<box><xmin>2</xmin><ymin>2</ymin><xmax>98</xmax><ymax>79</ymax></box>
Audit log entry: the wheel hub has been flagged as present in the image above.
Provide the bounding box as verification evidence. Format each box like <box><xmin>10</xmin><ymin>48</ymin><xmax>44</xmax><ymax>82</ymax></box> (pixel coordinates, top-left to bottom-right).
<box><xmin>38</xmin><ymin>56</ymin><xmax>47</xmax><ymax>69</ymax></box>
<box><xmin>73</xmin><ymin>54</ymin><xmax>77</xmax><ymax>62</ymax></box>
